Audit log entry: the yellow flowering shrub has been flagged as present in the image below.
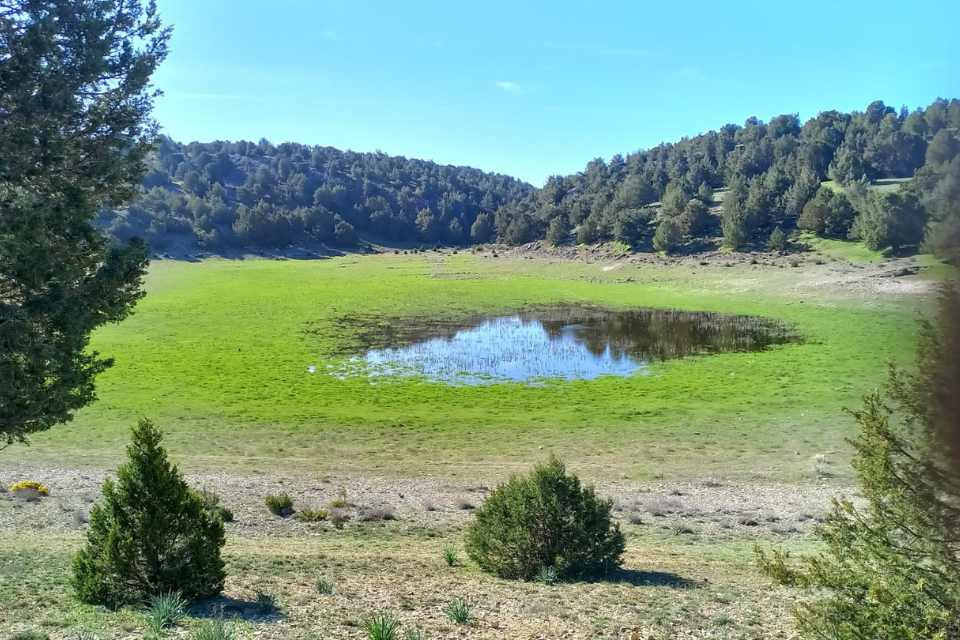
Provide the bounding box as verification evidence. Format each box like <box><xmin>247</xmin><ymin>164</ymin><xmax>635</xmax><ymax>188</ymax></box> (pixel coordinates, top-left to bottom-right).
<box><xmin>9</xmin><ymin>480</ymin><xmax>50</xmax><ymax>496</ymax></box>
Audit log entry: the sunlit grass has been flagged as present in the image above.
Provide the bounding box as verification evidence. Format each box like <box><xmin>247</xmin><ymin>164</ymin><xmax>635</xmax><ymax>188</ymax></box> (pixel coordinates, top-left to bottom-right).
<box><xmin>3</xmin><ymin>253</ymin><xmax>928</xmax><ymax>482</ymax></box>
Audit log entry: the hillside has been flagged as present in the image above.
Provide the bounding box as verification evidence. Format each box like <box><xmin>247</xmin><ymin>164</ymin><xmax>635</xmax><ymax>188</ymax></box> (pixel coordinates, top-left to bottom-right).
<box><xmin>494</xmin><ymin>97</ymin><xmax>959</xmax><ymax>254</ymax></box>
<box><xmin>96</xmin><ymin>139</ymin><xmax>535</xmax><ymax>253</ymax></box>
<box><xmin>101</xmin><ymin>98</ymin><xmax>960</xmax><ymax>256</ymax></box>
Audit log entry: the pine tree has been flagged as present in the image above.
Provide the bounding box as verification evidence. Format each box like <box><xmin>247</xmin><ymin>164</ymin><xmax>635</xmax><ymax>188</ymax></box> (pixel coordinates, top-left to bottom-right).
<box><xmin>72</xmin><ymin>420</ymin><xmax>226</xmax><ymax>607</ymax></box>
<box><xmin>546</xmin><ymin>216</ymin><xmax>570</xmax><ymax>246</ymax></box>
<box><xmin>756</xmin><ymin>288</ymin><xmax>960</xmax><ymax>639</ymax></box>
<box><xmin>1</xmin><ymin>1</ymin><xmax>169</xmax><ymax>447</ymax></box>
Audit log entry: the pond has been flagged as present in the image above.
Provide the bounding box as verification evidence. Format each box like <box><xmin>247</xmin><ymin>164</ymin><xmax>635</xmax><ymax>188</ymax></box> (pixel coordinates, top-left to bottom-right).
<box><xmin>335</xmin><ymin>305</ymin><xmax>799</xmax><ymax>385</ymax></box>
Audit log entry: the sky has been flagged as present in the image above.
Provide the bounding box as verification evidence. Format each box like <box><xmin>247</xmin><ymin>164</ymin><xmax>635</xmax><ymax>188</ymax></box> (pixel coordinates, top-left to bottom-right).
<box><xmin>152</xmin><ymin>0</ymin><xmax>959</xmax><ymax>187</ymax></box>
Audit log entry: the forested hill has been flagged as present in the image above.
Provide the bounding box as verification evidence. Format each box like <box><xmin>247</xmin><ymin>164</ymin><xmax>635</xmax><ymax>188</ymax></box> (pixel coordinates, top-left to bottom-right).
<box><xmin>103</xmin><ymin>97</ymin><xmax>960</xmax><ymax>255</ymax></box>
<box><xmin>98</xmin><ymin>139</ymin><xmax>535</xmax><ymax>252</ymax></box>
<box><xmin>494</xmin><ymin>97</ymin><xmax>960</xmax><ymax>255</ymax></box>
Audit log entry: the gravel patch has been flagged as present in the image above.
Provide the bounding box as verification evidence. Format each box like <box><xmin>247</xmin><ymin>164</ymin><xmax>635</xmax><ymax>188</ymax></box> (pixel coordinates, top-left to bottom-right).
<box><xmin>1</xmin><ymin>463</ymin><xmax>844</xmax><ymax>538</ymax></box>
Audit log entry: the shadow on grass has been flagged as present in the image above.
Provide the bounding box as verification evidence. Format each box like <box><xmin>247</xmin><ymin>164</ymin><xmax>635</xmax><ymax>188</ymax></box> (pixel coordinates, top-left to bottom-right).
<box><xmin>593</xmin><ymin>568</ymin><xmax>701</xmax><ymax>589</ymax></box>
<box><xmin>189</xmin><ymin>595</ymin><xmax>285</xmax><ymax>622</ymax></box>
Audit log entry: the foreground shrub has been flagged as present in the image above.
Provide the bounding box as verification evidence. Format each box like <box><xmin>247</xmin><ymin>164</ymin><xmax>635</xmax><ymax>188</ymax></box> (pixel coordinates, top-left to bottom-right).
<box><xmin>465</xmin><ymin>456</ymin><xmax>624</xmax><ymax>580</ymax></box>
<box><xmin>71</xmin><ymin>419</ymin><xmax>226</xmax><ymax>607</ymax></box>
<box><xmin>264</xmin><ymin>493</ymin><xmax>294</xmax><ymax>517</ymax></box>
<box><xmin>756</xmin><ymin>294</ymin><xmax>960</xmax><ymax>640</ymax></box>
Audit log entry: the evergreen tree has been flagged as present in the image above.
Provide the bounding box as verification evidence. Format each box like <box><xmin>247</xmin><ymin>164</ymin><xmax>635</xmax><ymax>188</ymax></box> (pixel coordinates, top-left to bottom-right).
<box><xmin>653</xmin><ymin>219</ymin><xmax>683</xmax><ymax>254</ymax></box>
<box><xmin>0</xmin><ymin>0</ymin><xmax>169</xmax><ymax>446</ymax></box>
<box><xmin>756</xmin><ymin>288</ymin><xmax>960</xmax><ymax>640</ymax></box>
<box><xmin>545</xmin><ymin>216</ymin><xmax>570</xmax><ymax>246</ymax></box>
<box><xmin>72</xmin><ymin>420</ymin><xmax>226</xmax><ymax>607</ymax></box>
<box><xmin>470</xmin><ymin>213</ymin><xmax>494</xmax><ymax>243</ymax></box>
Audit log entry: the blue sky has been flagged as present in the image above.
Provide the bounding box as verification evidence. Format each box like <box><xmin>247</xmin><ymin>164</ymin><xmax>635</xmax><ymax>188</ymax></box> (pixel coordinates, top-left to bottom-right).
<box><xmin>152</xmin><ymin>0</ymin><xmax>959</xmax><ymax>186</ymax></box>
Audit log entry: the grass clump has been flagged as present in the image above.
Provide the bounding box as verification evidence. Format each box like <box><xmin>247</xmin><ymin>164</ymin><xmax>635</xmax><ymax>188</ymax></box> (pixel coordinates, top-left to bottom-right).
<box><xmin>195</xmin><ymin>489</ymin><xmax>233</xmax><ymax>523</ymax></box>
<box><xmin>254</xmin><ymin>589</ymin><xmax>279</xmax><ymax>614</ymax></box>
<box><xmin>364</xmin><ymin>611</ymin><xmax>401</xmax><ymax>640</ymax></box>
<box><xmin>145</xmin><ymin>591</ymin><xmax>187</xmax><ymax>635</ymax></box>
<box><xmin>315</xmin><ymin>576</ymin><xmax>335</xmax><ymax>595</ymax></box>
<box><xmin>329</xmin><ymin>508</ymin><xmax>351</xmax><ymax>529</ymax></box>
<box><xmin>328</xmin><ymin>488</ymin><xmax>348</xmax><ymax>509</ymax></box>
<box><xmin>535</xmin><ymin>565</ymin><xmax>560</xmax><ymax>585</ymax></box>
<box><xmin>189</xmin><ymin>618</ymin><xmax>236</xmax><ymax>640</ymax></box>
<box><xmin>71</xmin><ymin>419</ymin><xmax>226</xmax><ymax>608</ymax></box>
<box><xmin>295</xmin><ymin>507</ymin><xmax>328</xmax><ymax>522</ymax></box>
<box><xmin>465</xmin><ymin>456</ymin><xmax>624</xmax><ymax>581</ymax></box>
<box><xmin>442</xmin><ymin>545</ymin><xmax>458</xmax><ymax>567</ymax></box>
<box><xmin>444</xmin><ymin>597</ymin><xmax>472</xmax><ymax>625</ymax></box>
<box><xmin>265</xmin><ymin>493</ymin><xmax>294</xmax><ymax>517</ymax></box>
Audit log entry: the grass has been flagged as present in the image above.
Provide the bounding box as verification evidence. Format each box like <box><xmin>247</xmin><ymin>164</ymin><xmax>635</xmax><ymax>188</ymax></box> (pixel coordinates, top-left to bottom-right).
<box><xmin>443</xmin><ymin>597</ymin><xmax>471</xmax><ymax>624</ymax></box>
<box><xmin>144</xmin><ymin>592</ymin><xmax>186</xmax><ymax>635</ymax></box>
<box><xmin>796</xmin><ymin>231</ymin><xmax>888</xmax><ymax>263</ymax></box>
<box><xmin>1</xmin><ymin>252</ymin><xmax>933</xmax><ymax>482</ymax></box>
<box><xmin>0</xmin><ymin>525</ymin><xmax>816</xmax><ymax>639</ymax></box>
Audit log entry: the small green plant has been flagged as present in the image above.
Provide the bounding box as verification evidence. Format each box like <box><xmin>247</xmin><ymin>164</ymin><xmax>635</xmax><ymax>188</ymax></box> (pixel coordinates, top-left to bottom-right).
<box><xmin>404</xmin><ymin>628</ymin><xmax>427</xmax><ymax>640</ymax></box>
<box><xmin>145</xmin><ymin>591</ymin><xmax>187</xmax><ymax>635</ymax></box>
<box><xmin>265</xmin><ymin>493</ymin><xmax>294</xmax><ymax>517</ymax></box>
<box><xmin>295</xmin><ymin>507</ymin><xmax>328</xmax><ymax>522</ymax></box>
<box><xmin>328</xmin><ymin>488</ymin><xmax>348</xmax><ymax>509</ymax></box>
<box><xmin>195</xmin><ymin>489</ymin><xmax>234</xmax><ymax>523</ymax></box>
<box><xmin>316</xmin><ymin>576</ymin><xmax>335</xmax><ymax>595</ymax></box>
<box><xmin>535</xmin><ymin>565</ymin><xmax>559</xmax><ymax>585</ymax></box>
<box><xmin>254</xmin><ymin>589</ymin><xmax>278</xmax><ymax>614</ymax></box>
<box><xmin>189</xmin><ymin>617</ymin><xmax>236</xmax><ymax>640</ymax></box>
<box><xmin>442</xmin><ymin>545</ymin><xmax>458</xmax><ymax>567</ymax></box>
<box><xmin>445</xmin><ymin>597</ymin><xmax>471</xmax><ymax>625</ymax></box>
<box><xmin>329</xmin><ymin>508</ymin><xmax>351</xmax><ymax>529</ymax></box>
<box><xmin>364</xmin><ymin>611</ymin><xmax>401</xmax><ymax>640</ymax></box>
<box><xmin>9</xmin><ymin>632</ymin><xmax>49</xmax><ymax>640</ymax></box>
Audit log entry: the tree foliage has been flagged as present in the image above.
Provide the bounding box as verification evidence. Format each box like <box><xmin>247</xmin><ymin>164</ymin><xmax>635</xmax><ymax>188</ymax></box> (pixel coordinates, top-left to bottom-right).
<box><xmin>72</xmin><ymin>419</ymin><xmax>226</xmax><ymax>607</ymax></box>
<box><xmin>0</xmin><ymin>0</ymin><xmax>169</xmax><ymax>446</ymax></box>
<box><xmin>492</xmin><ymin>98</ymin><xmax>958</xmax><ymax>249</ymax></box>
<box><xmin>756</xmin><ymin>287</ymin><xmax>960</xmax><ymax>639</ymax></box>
<box><xmin>98</xmin><ymin>137</ymin><xmax>532</xmax><ymax>250</ymax></box>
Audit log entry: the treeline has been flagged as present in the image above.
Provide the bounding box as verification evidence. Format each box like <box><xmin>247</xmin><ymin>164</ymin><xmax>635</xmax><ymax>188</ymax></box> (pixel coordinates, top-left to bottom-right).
<box><xmin>495</xmin><ymin>98</ymin><xmax>960</xmax><ymax>256</ymax></box>
<box><xmin>103</xmin><ymin>98</ymin><xmax>960</xmax><ymax>256</ymax></box>
<box><xmin>97</xmin><ymin>138</ymin><xmax>534</xmax><ymax>250</ymax></box>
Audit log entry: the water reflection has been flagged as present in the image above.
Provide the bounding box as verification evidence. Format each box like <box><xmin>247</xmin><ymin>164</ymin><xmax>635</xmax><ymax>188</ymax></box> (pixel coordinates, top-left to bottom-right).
<box><xmin>345</xmin><ymin>306</ymin><xmax>797</xmax><ymax>385</ymax></box>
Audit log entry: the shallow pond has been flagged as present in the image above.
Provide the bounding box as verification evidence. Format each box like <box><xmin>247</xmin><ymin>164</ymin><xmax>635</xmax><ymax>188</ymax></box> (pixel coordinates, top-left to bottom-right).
<box><xmin>337</xmin><ymin>305</ymin><xmax>798</xmax><ymax>385</ymax></box>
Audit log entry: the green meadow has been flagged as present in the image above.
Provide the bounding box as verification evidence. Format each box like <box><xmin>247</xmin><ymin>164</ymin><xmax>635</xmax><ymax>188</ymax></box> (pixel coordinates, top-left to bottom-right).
<box><xmin>6</xmin><ymin>252</ymin><xmax>927</xmax><ymax>483</ymax></box>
